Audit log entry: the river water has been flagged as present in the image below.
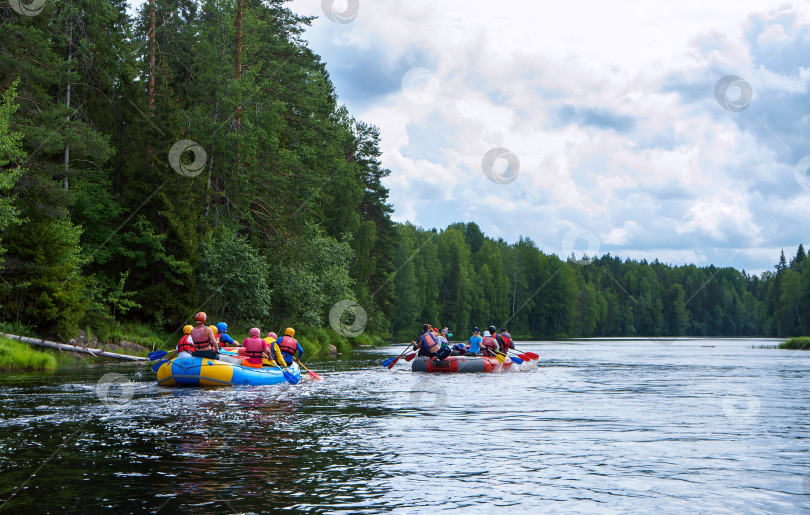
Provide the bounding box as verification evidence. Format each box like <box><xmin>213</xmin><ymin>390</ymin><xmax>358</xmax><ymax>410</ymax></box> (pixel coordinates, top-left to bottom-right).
<box><xmin>1</xmin><ymin>339</ymin><xmax>809</xmax><ymax>513</ymax></box>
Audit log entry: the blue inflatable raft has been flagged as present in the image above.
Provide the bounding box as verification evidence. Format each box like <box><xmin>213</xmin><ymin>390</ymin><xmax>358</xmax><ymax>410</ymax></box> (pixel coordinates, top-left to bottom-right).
<box><xmin>155</xmin><ymin>356</ymin><xmax>301</xmax><ymax>387</ymax></box>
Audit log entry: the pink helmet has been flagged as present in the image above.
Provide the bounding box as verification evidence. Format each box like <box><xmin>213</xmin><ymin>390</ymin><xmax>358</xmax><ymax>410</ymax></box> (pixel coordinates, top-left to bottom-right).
<box><xmin>267</xmin><ymin>331</ymin><xmax>277</xmax><ymax>339</ymax></box>
<box><xmin>249</xmin><ymin>327</ymin><xmax>260</xmax><ymax>337</ymax></box>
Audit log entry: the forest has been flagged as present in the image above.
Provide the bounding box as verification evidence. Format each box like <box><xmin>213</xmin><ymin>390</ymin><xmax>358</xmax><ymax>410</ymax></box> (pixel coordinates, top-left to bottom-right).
<box><xmin>1</xmin><ymin>0</ymin><xmax>808</xmax><ymax>343</ymax></box>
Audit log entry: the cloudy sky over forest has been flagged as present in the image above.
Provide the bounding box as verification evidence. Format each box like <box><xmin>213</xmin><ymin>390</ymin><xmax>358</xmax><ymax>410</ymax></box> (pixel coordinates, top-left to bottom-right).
<box><xmin>285</xmin><ymin>0</ymin><xmax>810</xmax><ymax>274</ymax></box>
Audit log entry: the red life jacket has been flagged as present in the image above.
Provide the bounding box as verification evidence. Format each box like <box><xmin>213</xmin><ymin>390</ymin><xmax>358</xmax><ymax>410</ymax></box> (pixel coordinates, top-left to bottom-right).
<box><xmin>191</xmin><ymin>326</ymin><xmax>212</xmax><ymax>350</ymax></box>
<box><xmin>499</xmin><ymin>334</ymin><xmax>513</xmax><ymax>351</ymax></box>
<box><xmin>278</xmin><ymin>335</ymin><xmax>298</xmax><ymax>356</ymax></box>
<box><xmin>176</xmin><ymin>334</ymin><xmax>195</xmax><ymax>354</ymax></box>
<box><xmin>481</xmin><ymin>336</ymin><xmax>498</xmax><ymax>354</ymax></box>
<box><xmin>420</xmin><ymin>332</ymin><xmax>440</xmax><ymax>354</ymax></box>
<box><xmin>243</xmin><ymin>336</ymin><xmax>267</xmax><ymax>359</ymax></box>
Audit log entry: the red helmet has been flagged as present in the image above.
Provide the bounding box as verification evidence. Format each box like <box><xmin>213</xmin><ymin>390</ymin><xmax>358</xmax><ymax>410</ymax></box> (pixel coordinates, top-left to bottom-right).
<box><xmin>249</xmin><ymin>327</ymin><xmax>260</xmax><ymax>337</ymax></box>
<box><xmin>195</xmin><ymin>312</ymin><xmax>207</xmax><ymax>323</ymax></box>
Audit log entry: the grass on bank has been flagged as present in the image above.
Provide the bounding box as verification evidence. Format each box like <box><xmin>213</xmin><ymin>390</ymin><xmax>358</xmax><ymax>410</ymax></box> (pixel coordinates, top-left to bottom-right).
<box><xmin>779</xmin><ymin>336</ymin><xmax>810</xmax><ymax>350</ymax></box>
<box><xmin>0</xmin><ymin>336</ymin><xmax>58</xmax><ymax>371</ymax></box>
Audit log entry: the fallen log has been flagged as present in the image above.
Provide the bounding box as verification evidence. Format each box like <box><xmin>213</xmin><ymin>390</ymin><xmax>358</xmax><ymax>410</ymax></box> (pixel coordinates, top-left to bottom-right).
<box><xmin>0</xmin><ymin>332</ymin><xmax>147</xmax><ymax>361</ymax></box>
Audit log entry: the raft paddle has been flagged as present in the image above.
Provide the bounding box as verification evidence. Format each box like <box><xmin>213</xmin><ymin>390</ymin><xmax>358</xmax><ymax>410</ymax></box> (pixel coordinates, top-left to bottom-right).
<box><xmin>382</xmin><ymin>344</ymin><xmax>412</xmax><ymax>368</ymax></box>
<box><xmin>276</xmin><ymin>360</ymin><xmax>300</xmax><ymax>385</ymax></box>
<box><xmin>148</xmin><ymin>350</ymin><xmax>168</xmax><ymax>361</ymax></box>
<box><xmin>295</xmin><ymin>359</ymin><xmax>323</xmax><ymax>381</ymax></box>
<box><xmin>403</xmin><ymin>352</ymin><xmax>418</xmax><ymax>362</ymax></box>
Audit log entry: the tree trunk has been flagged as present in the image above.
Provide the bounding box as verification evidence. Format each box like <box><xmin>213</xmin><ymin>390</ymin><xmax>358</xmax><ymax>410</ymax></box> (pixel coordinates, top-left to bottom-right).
<box><xmin>63</xmin><ymin>27</ymin><xmax>73</xmax><ymax>191</ymax></box>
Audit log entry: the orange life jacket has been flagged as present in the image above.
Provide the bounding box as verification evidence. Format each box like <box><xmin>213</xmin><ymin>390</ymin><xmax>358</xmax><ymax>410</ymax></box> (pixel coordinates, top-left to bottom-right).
<box><xmin>420</xmin><ymin>332</ymin><xmax>440</xmax><ymax>354</ymax></box>
<box><xmin>278</xmin><ymin>335</ymin><xmax>298</xmax><ymax>356</ymax></box>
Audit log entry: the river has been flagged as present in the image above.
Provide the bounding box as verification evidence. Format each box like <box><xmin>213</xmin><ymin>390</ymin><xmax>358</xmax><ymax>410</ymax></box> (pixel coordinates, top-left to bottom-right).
<box><xmin>1</xmin><ymin>338</ymin><xmax>809</xmax><ymax>513</ymax></box>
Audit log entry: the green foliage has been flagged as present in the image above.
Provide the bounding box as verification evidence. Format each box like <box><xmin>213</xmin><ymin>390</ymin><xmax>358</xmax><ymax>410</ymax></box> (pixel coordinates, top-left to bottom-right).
<box><xmin>0</xmin><ymin>336</ymin><xmax>57</xmax><ymax>371</ymax></box>
<box><xmin>779</xmin><ymin>337</ymin><xmax>810</xmax><ymax>349</ymax></box>
<box><xmin>0</xmin><ymin>82</ymin><xmax>23</xmax><ymax>257</ymax></box>
<box><xmin>197</xmin><ymin>229</ymin><xmax>269</xmax><ymax>326</ymax></box>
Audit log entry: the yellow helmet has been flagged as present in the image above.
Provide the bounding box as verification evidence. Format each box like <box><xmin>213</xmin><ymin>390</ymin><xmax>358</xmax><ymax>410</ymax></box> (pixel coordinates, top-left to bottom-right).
<box><xmin>182</xmin><ymin>325</ymin><xmax>192</xmax><ymax>334</ymax></box>
<box><xmin>209</xmin><ymin>324</ymin><xmax>218</xmax><ymax>334</ymax></box>
<box><xmin>285</xmin><ymin>327</ymin><xmax>295</xmax><ymax>337</ymax></box>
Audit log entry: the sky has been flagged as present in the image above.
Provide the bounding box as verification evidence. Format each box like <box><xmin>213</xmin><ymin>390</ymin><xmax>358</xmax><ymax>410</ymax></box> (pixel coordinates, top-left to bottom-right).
<box><xmin>283</xmin><ymin>0</ymin><xmax>810</xmax><ymax>274</ymax></box>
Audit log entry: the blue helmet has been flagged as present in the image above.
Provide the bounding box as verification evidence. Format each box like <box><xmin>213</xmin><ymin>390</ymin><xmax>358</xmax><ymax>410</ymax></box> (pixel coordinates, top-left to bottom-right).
<box><xmin>216</xmin><ymin>322</ymin><xmax>228</xmax><ymax>333</ymax></box>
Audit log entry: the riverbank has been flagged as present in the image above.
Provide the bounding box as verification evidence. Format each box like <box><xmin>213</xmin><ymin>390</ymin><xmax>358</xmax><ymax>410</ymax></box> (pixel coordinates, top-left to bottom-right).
<box><xmin>0</xmin><ymin>336</ymin><xmax>60</xmax><ymax>371</ymax></box>
<box><xmin>779</xmin><ymin>336</ymin><xmax>810</xmax><ymax>349</ymax></box>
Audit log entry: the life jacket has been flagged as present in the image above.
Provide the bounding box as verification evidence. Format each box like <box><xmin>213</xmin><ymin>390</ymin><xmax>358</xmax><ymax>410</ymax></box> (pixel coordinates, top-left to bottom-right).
<box><xmin>278</xmin><ymin>335</ymin><xmax>298</xmax><ymax>356</ymax></box>
<box><xmin>176</xmin><ymin>334</ymin><xmax>195</xmax><ymax>354</ymax></box>
<box><xmin>191</xmin><ymin>326</ymin><xmax>212</xmax><ymax>350</ymax></box>
<box><xmin>420</xmin><ymin>332</ymin><xmax>440</xmax><ymax>354</ymax></box>
<box><xmin>499</xmin><ymin>333</ymin><xmax>513</xmax><ymax>351</ymax></box>
<box><xmin>243</xmin><ymin>336</ymin><xmax>267</xmax><ymax>359</ymax></box>
<box><xmin>481</xmin><ymin>336</ymin><xmax>498</xmax><ymax>354</ymax></box>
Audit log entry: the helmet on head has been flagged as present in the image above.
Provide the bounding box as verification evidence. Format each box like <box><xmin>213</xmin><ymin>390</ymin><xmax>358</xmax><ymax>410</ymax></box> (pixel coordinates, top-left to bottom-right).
<box><xmin>195</xmin><ymin>312</ymin><xmax>207</xmax><ymax>323</ymax></box>
<box><xmin>285</xmin><ymin>327</ymin><xmax>295</xmax><ymax>337</ymax></box>
<box><xmin>183</xmin><ymin>325</ymin><xmax>193</xmax><ymax>334</ymax></box>
<box><xmin>249</xmin><ymin>327</ymin><xmax>260</xmax><ymax>337</ymax></box>
<box><xmin>216</xmin><ymin>322</ymin><xmax>228</xmax><ymax>333</ymax></box>
<box><xmin>483</xmin><ymin>331</ymin><xmax>491</xmax><ymax>337</ymax></box>
<box><xmin>209</xmin><ymin>325</ymin><xmax>218</xmax><ymax>334</ymax></box>
<box><xmin>488</xmin><ymin>325</ymin><xmax>497</xmax><ymax>334</ymax></box>
<box><xmin>267</xmin><ymin>332</ymin><xmax>278</xmax><ymax>340</ymax></box>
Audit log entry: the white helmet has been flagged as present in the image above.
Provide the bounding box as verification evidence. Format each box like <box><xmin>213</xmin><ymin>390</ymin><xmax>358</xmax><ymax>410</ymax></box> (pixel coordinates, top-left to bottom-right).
<box><xmin>483</xmin><ymin>331</ymin><xmax>491</xmax><ymax>337</ymax></box>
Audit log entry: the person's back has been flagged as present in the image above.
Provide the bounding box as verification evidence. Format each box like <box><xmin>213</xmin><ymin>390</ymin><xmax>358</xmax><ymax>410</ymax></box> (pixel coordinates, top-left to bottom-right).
<box><xmin>176</xmin><ymin>325</ymin><xmax>195</xmax><ymax>358</ymax></box>
<box><xmin>242</xmin><ymin>328</ymin><xmax>269</xmax><ymax>367</ymax></box>
<box><xmin>467</xmin><ymin>328</ymin><xmax>483</xmax><ymax>355</ymax></box>
<box><xmin>481</xmin><ymin>331</ymin><xmax>499</xmax><ymax>356</ymax></box>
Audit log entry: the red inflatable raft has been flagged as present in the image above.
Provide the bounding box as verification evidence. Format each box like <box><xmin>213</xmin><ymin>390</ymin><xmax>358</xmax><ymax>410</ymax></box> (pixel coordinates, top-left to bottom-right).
<box><xmin>411</xmin><ymin>355</ymin><xmax>512</xmax><ymax>373</ymax></box>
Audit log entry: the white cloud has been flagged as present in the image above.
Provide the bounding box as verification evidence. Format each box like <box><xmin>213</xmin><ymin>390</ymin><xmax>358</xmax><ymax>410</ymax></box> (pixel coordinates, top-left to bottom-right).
<box><xmin>293</xmin><ymin>0</ymin><xmax>810</xmax><ymax>271</ymax></box>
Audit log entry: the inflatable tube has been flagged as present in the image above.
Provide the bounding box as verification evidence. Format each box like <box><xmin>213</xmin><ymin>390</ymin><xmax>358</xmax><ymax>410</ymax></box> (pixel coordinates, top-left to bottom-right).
<box><xmin>155</xmin><ymin>356</ymin><xmax>300</xmax><ymax>387</ymax></box>
<box><xmin>411</xmin><ymin>355</ymin><xmax>511</xmax><ymax>373</ymax></box>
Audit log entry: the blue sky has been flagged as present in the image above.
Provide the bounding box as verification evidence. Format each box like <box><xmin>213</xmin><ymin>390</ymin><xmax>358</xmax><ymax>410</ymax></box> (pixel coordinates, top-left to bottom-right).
<box><xmin>286</xmin><ymin>0</ymin><xmax>810</xmax><ymax>274</ymax></box>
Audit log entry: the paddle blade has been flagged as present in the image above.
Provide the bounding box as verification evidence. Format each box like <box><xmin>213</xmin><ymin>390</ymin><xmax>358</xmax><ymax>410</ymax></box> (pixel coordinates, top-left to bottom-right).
<box><xmin>495</xmin><ymin>352</ymin><xmax>506</xmax><ymax>364</ymax></box>
<box><xmin>385</xmin><ymin>356</ymin><xmax>401</xmax><ymax>369</ymax></box>
<box><xmin>151</xmin><ymin>358</ymin><xmax>169</xmax><ymax>373</ymax></box>
<box><xmin>510</xmin><ymin>356</ymin><xmax>524</xmax><ymax>364</ymax></box>
<box><xmin>283</xmin><ymin>370</ymin><xmax>300</xmax><ymax>385</ymax></box>
<box><xmin>381</xmin><ymin>357</ymin><xmax>396</xmax><ymax>368</ymax></box>
<box><xmin>404</xmin><ymin>352</ymin><xmax>417</xmax><ymax>362</ymax></box>
<box><xmin>307</xmin><ymin>370</ymin><xmax>323</xmax><ymax>381</ymax></box>
<box><xmin>527</xmin><ymin>352</ymin><xmax>539</xmax><ymax>360</ymax></box>
<box><xmin>148</xmin><ymin>350</ymin><xmax>168</xmax><ymax>361</ymax></box>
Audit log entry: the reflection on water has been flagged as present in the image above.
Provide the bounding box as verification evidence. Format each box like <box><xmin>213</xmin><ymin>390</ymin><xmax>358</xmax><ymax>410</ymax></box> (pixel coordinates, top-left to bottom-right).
<box><xmin>1</xmin><ymin>339</ymin><xmax>810</xmax><ymax>513</ymax></box>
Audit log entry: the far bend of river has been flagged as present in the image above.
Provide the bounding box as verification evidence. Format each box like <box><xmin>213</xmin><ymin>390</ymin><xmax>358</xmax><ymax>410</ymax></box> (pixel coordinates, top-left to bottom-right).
<box><xmin>1</xmin><ymin>339</ymin><xmax>810</xmax><ymax>513</ymax></box>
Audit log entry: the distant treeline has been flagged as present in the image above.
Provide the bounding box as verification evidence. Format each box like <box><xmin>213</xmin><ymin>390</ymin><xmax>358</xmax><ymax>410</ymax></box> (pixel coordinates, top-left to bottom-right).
<box><xmin>0</xmin><ymin>1</ymin><xmax>807</xmax><ymax>342</ymax></box>
<box><xmin>390</xmin><ymin>222</ymin><xmax>808</xmax><ymax>340</ymax></box>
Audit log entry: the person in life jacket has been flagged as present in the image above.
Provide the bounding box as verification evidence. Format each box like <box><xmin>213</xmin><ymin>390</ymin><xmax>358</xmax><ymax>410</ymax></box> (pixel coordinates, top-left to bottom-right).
<box><xmin>191</xmin><ymin>312</ymin><xmax>220</xmax><ymax>359</ymax></box>
<box><xmin>208</xmin><ymin>325</ymin><xmax>221</xmax><ymax>346</ymax></box>
<box><xmin>412</xmin><ymin>323</ymin><xmax>441</xmax><ymax>358</ymax></box>
<box><xmin>496</xmin><ymin>326</ymin><xmax>514</xmax><ymax>354</ymax></box>
<box><xmin>216</xmin><ymin>322</ymin><xmax>236</xmax><ymax>347</ymax></box>
<box><xmin>165</xmin><ymin>324</ymin><xmax>195</xmax><ymax>360</ymax></box>
<box><xmin>481</xmin><ymin>330</ymin><xmax>500</xmax><ymax>357</ymax></box>
<box><xmin>273</xmin><ymin>327</ymin><xmax>304</xmax><ymax>366</ymax></box>
<box><xmin>241</xmin><ymin>328</ymin><xmax>272</xmax><ymax>368</ymax></box>
<box><xmin>466</xmin><ymin>327</ymin><xmax>483</xmax><ymax>355</ymax></box>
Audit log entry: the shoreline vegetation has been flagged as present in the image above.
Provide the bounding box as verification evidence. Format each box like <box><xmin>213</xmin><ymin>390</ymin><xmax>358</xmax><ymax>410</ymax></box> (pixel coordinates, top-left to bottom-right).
<box><xmin>778</xmin><ymin>337</ymin><xmax>810</xmax><ymax>350</ymax></box>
